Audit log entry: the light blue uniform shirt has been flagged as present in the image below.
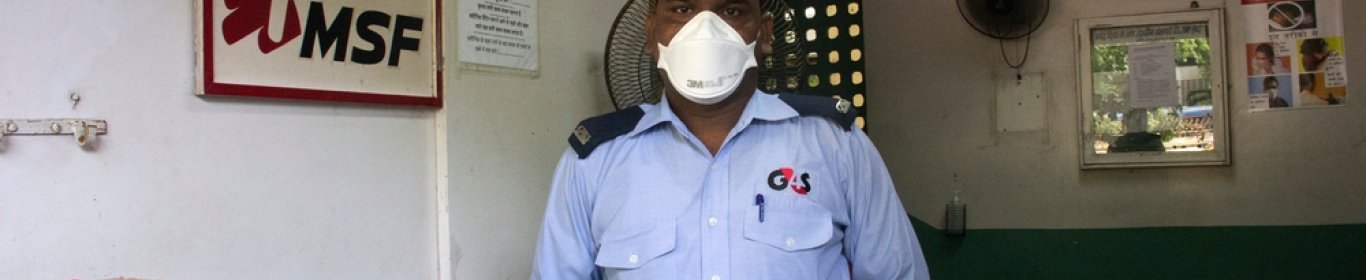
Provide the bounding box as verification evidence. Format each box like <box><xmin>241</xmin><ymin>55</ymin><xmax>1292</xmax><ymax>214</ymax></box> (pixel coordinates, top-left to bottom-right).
<box><xmin>533</xmin><ymin>91</ymin><xmax>929</xmax><ymax>279</ymax></box>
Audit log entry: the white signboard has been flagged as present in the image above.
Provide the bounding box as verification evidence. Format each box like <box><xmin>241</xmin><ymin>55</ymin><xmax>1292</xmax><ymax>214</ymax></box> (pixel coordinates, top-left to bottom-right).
<box><xmin>196</xmin><ymin>0</ymin><xmax>443</xmax><ymax>107</ymax></box>
<box><xmin>457</xmin><ymin>0</ymin><xmax>539</xmax><ymax>72</ymax></box>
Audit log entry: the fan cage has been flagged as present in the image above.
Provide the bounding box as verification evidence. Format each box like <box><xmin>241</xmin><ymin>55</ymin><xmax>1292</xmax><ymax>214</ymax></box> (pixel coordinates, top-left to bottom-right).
<box><xmin>956</xmin><ymin>0</ymin><xmax>1050</xmax><ymax>40</ymax></box>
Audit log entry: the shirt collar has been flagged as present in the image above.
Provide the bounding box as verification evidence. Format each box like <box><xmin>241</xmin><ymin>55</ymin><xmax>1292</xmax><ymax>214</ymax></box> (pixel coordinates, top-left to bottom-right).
<box><xmin>627</xmin><ymin>89</ymin><xmax>799</xmax><ymax>138</ymax></box>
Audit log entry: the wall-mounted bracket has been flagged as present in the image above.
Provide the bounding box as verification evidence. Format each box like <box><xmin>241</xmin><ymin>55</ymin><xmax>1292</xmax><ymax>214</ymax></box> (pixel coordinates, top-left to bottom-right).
<box><xmin>1</xmin><ymin>118</ymin><xmax>108</xmax><ymax>147</ymax></box>
<box><xmin>3</xmin><ymin>118</ymin><xmax>108</xmax><ymax>135</ymax></box>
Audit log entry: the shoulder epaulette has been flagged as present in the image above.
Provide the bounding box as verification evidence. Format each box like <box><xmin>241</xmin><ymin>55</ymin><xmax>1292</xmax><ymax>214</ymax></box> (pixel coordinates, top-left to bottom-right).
<box><xmin>777</xmin><ymin>93</ymin><xmax>858</xmax><ymax>131</ymax></box>
<box><xmin>568</xmin><ymin>106</ymin><xmax>646</xmax><ymax>159</ymax></box>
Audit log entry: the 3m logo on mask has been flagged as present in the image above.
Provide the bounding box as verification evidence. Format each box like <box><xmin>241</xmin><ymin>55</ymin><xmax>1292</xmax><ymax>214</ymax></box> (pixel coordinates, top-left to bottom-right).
<box><xmin>656</xmin><ymin>11</ymin><xmax>758</xmax><ymax>105</ymax></box>
<box><xmin>686</xmin><ymin>73</ymin><xmax>739</xmax><ymax>89</ymax></box>
<box><xmin>221</xmin><ymin>0</ymin><xmax>424</xmax><ymax>66</ymax></box>
<box><xmin>767</xmin><ymin>167</ymin><xmax>812</xmax><ymax>195</ymax></box>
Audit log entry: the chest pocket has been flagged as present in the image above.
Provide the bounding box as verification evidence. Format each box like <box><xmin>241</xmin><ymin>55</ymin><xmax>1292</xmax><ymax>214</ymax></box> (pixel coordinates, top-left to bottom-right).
<box><xmin>594</xmin><ymin>221</ymin><xmax>677</xmax><ymax>271</ymax></box>
<box><xmin>743</xmin><ymin>198</ymin><xmax>835</xmax><ymax>252</ymax></box>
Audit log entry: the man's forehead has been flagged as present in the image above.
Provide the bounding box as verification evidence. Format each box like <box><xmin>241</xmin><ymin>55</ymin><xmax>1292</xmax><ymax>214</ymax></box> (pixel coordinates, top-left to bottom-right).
<box><xmin>655</xmin><ymin>0</ymin><xmax>763</xmax><ymax>6</ymax></box>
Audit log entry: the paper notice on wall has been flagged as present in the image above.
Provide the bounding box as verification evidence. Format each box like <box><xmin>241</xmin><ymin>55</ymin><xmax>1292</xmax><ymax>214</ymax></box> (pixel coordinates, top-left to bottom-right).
<box><xmin>1127</xmin><ymin>43</ymin><xmax>1180</xmax><ymax>108</ymax></box>
<box><xmin>1243</xmin><ymin>0</ymin><xmax>1348</xmax><ymax>111</ymax></box>
<box><xmin>458</xmin><ymin>0</ymin><xmax>539</xmax><ymax>72</ymax></box>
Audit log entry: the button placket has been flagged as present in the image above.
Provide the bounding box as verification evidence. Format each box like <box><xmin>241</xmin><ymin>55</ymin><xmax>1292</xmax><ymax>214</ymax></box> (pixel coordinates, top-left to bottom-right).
<box><xmin>699</xmin><ymin>153</ymin><xmax>732</xmax><ymax>280</ymax></box>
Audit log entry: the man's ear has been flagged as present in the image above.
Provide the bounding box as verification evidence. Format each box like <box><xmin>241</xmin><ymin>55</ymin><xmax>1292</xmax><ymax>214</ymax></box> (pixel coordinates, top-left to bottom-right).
<box><xmin>759</xmin><ymin>12</ymin><xmax>774</xmax><ymax>55</ymax></box>
<box><xmin>645</xmin><ymin>14</ymin><xmax>659</xmax><ymax>58</ymax></box>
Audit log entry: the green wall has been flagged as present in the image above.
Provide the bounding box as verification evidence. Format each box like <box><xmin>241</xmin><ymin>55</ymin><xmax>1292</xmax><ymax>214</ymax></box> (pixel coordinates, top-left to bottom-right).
<box><xmin>911</xmin><ymin>218</ymin><xmax>1366</xmax><ymax>279</ymax></box>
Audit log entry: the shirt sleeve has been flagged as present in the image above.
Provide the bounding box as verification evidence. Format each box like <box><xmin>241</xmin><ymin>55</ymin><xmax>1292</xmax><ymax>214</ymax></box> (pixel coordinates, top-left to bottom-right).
<box><xmin>841</xmin><ymin>129</ymin><xmax>931</xmax><ymax>280</ymax></box>
<box><xmin>531</xmin><ymin>149</ymin><xmax>600</xmax><ymax>280</ymax></box>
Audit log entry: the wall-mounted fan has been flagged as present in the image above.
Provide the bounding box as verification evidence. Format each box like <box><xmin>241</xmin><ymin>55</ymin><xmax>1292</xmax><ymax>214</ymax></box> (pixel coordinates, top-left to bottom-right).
<box><xmin>603</xmin><ymin>0</ymin><xmax>806</xmax><ymax>109</ymax></box>
<box><xmin>956</xmin><ymin>0</ymin><xmax>1050</xmax><ymax>75</ymax></box>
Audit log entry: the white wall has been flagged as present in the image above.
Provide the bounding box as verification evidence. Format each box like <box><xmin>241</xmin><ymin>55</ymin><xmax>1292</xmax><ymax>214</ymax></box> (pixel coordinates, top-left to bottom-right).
<box><xmin>0</xmin><ymin>1</ymin><xmax>440</xmax><ymax>279</ymax></box>
<box><xmin>440</xmin><ymin>0</ymin><xmax>619</xmax><ymax>278</ymax></box>
<box><xmin>866</xmin><ymin>0</ymin><xmax>1366</xmax><ymax>229</ymax></box>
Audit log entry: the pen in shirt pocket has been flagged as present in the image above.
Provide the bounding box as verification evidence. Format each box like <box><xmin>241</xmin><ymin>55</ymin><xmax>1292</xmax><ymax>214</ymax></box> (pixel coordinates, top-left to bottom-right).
<box><xmin>754</xmin><ymin>194</ymin><xmax>765</xmax><ymax>223</ymax></box>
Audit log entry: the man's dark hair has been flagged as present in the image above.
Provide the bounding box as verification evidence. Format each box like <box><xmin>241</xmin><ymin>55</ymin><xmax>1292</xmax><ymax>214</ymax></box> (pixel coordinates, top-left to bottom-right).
<box><xmin>1263</xmin><ymin>76</ymin><xmax>1278</xmax><ymax>89</ymax></box>
<box><xmin>1300</xmin><ymin>38</ymin><xmax>1327</xmax><ymax>56</ymax></box>
<box><xmin>1299</xmin><ymin>73</ymin><xmax>1315</xmax><ymax>88</ymax></box>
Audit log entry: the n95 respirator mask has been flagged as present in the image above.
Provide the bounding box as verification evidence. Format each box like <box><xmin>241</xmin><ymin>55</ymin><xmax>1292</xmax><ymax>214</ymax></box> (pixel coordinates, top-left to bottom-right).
<box><xmin>657</xmin><ymin>11</ymin><xmax>759</xmax><ymax>105</ymax></box>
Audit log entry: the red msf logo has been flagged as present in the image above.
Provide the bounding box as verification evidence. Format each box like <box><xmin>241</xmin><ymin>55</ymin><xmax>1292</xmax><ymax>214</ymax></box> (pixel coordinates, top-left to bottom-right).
<box><xmin>767</xmin><ymin>167</ymin><xmax>812</xmax><ymax>195</ymax></box>
<box><xmin>219</xmin><ymin>0</ymin><xmax>425</xmax><ymax>66</ymax></box>
<box><xmin>222</xmin><ymin>0</ymin><xmax>301</xmax><ymax>54</ymax></box>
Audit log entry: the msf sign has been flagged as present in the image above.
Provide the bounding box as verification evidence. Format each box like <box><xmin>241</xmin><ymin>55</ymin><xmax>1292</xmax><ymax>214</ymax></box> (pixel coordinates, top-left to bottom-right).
<box><xmin>222</xmin><ymin>0</ymin><xmax>424</xmax><ymax>66</ymax></box>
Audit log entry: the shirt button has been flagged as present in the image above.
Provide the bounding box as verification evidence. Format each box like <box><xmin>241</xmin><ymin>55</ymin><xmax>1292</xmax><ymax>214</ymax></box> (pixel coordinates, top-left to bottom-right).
<box><xmin>786</xmin><ymin>237</ymin><xmax>796</xmax><ymax>248</ymax></box>
<box><xmin>711</xmin><ymin>275</ymin><xmax>720</xmax><ymax>280</ymax></box>
<box><xmin>708</xmin><ymin>217</ymin><xmax>718</xmax><ymax>226</ymax></box>
<box><xmin>629</xmin><ymin>254</ymin><xmax>638</xmax><ymax>264</ymax></box>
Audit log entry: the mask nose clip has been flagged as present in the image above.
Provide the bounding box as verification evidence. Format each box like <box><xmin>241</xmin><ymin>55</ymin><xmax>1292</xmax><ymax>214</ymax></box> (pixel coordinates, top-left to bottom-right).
<box><xmin>686</xmin><ymin>12</ymin><xmax>731</xmax><ymax>40</ymax></box>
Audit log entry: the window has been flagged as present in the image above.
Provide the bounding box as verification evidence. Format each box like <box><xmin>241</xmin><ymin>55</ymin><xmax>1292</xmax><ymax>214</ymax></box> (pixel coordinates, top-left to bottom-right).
<box><xmin>1077</xmin><ymin>9</ymin><xmax>1229</xmax><ymax>169</ymax></box>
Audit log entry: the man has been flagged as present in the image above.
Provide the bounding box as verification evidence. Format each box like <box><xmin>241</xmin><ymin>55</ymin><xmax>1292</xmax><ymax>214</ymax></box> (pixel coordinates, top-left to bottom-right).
<box><xmin>532</xmin><ymin>0</ymin><xmax>929</xmax><ymax>279</ymax></box>
<box><xmin>1299</xmin><ymin>38</ymin><xmax>1334</xmax><ymax>72</ymax></box>
<box><xmin>1263</xmin><ymin>76</ymin><xmax>1289</xmax><ymax>108</ymax></box>
<box><xmin>1297</xmin><ymin>73</ymin><xmax>1338</xmax><ymax>106</ymax></box>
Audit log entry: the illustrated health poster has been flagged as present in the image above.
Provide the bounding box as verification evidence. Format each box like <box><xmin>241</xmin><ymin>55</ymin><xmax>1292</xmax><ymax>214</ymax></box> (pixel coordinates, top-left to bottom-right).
<box><xmin>1244</xmin><ymin>0</ymin><xmax>1348</xmax><ymax>111</ymax></box>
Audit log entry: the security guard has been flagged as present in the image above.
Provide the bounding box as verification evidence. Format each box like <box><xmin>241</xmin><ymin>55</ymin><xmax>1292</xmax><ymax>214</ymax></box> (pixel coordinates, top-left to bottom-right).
<box><xmin>532</xmin><ymin>0</ymin><xmax>929</xmax><ymax>279</ymax></box>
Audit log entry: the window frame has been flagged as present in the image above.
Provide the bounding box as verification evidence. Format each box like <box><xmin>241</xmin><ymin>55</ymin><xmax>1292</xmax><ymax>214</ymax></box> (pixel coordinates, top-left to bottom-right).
<box><xmin>1075</xmin><ymin>9</ymin><xmax>1230</xmax><ymax>169</ymax></box>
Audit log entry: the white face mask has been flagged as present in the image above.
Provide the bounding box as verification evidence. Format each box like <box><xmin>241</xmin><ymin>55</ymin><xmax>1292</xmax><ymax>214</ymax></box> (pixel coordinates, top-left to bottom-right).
<box><xmin>657</xmin><ymin>11</ymin><xmax>759</xmax><ymax>105</ymax></box>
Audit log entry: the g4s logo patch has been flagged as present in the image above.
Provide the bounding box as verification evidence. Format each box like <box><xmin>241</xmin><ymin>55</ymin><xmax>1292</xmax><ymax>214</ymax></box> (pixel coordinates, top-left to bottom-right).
<box><xmin>767</xmin><ymin>167</ymin><xmax>812</xmax><ymax>195</ymax></box>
